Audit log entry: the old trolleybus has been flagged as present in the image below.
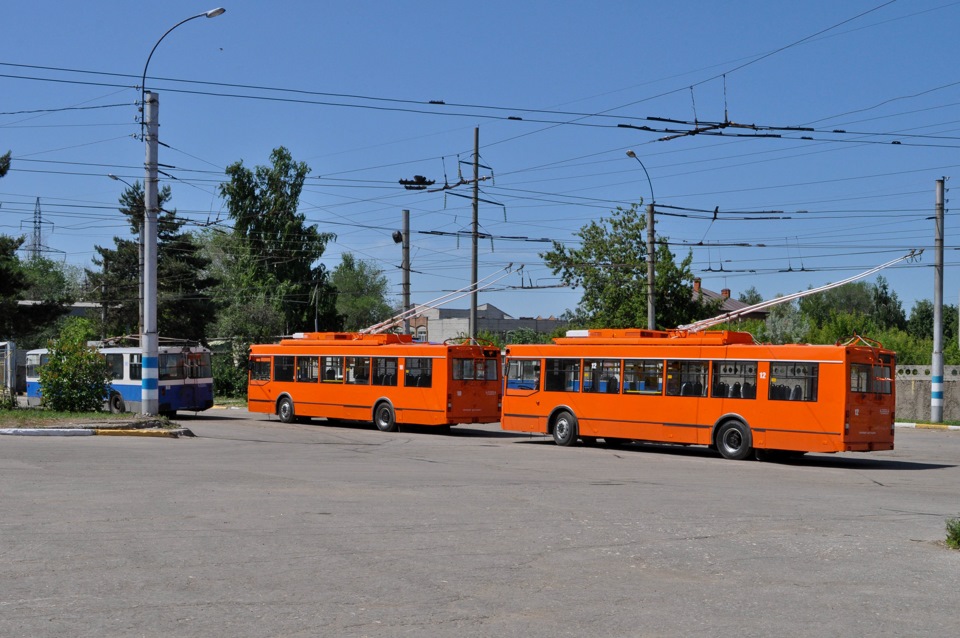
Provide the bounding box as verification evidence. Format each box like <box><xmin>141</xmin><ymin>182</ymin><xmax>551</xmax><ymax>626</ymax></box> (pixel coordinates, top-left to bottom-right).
<box><xmin>501</xmin><ymin>329</ymin><xmax>896</xmax><ymax>460</ymax></box>
<box><xmin>25</xmin><ymin>342</ymin><xmax>214</xmax><ymax>415</ymax></box>
<box><xmin>247</xmin><ymin>332</ymin><xmax>502</xmax><ymax>431</ymax></box>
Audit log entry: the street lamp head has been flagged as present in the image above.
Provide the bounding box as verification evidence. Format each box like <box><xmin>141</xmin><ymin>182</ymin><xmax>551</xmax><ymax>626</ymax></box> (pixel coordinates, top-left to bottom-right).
<box><xmin>205</xmin><ymin>8</ymin><xmax>226</xmax><ymax>18</ymax></box>
<box><xmin>625</xmin><ymin>150</ymin><xmax>637</xmax><ymax>158</ymax></box>
<box><xmin>108</xmin><ymin>174</ymin><xmax>120</xmax><ymax>181</ymax></box>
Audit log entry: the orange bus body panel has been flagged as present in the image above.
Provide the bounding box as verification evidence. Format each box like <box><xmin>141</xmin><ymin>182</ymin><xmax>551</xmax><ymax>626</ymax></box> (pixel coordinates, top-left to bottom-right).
<box><xmin>502</xmin><ymin>330</ymin><xmax>895</xmax><ymax>456</ymax></box>
<box><xmin>248</xmin><ymin>333</ymin><xmax>501</xmax><ymax>427</ymax></box>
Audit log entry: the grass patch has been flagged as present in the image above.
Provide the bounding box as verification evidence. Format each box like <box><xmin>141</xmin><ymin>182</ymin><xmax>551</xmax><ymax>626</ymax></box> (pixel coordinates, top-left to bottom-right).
<box><xmin>947</xmin><ymin>516</ymin><xmax>960</xmax><ymax>550</ymax></box>
<box><xmin>216</xmin><ymin>396</ymin><xmax>247</xmax><ymax>408</ymax></box>
<box><xmin>0</xmin><ymin>407</ymin><xmax>157</xmax><ymax>429</ymax></box>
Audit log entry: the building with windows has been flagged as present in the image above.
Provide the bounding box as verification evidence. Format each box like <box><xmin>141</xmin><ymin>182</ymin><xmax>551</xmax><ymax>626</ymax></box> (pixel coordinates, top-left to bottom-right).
<box><xmin>409</xmin><ymin>304</ymin><xmax>566</xmax><ymax>343</ymax></box>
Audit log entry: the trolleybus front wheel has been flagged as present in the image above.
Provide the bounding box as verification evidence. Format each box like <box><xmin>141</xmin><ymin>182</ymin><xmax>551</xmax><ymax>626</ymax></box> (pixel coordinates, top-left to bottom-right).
<box><xmin>374</xmin><ymin>401</ymin><xmax>398</xmax><ymax>432</ymax></box>
<box><xmin>716</xmin><ymin>420</ymin><xmax>753</xmax><ymax>460</ymax></box>
<box><xmin>277</xmin><ymin>397</ymin><xmax>296</xmax><ymax>424</ymax></box>
<box><xmin>109</xmin><ymin>392</ymin><xmax>125</xmax><ymax>414</ymax></box>
<box><xmin>552</xmin><ymin>410</ymin><xmax>578</xmax><ymax>447</ymax></box>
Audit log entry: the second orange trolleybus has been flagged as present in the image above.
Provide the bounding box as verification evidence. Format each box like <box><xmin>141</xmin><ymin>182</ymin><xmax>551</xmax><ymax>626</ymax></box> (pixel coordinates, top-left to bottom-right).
<box><xmin>501</xmin><ymin>328</ymin><xmax>895</xmax><ymax>460</ymax></box>
<box><xmin>248</xmin><ymin>332</ymin><xmax>502</xmax><ymax>431</ymax></box>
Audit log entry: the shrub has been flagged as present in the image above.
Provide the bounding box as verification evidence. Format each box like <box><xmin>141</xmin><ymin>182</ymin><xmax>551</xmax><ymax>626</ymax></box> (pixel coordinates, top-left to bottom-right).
<box><xmin>38</xmin><ymin>336</ymin><xmax>111</xmax><ymax>412</ymax></box>
<box><xmin>947</xmin><ymin>516</ymin><xmax>960</xmax><ymax>550</ymax></box>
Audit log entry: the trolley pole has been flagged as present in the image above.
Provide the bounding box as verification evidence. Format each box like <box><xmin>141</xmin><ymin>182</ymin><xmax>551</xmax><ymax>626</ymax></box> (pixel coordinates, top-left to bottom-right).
<box><xmin>932</xmin><ymin>178</ymin><xmax>945</xmax><ymax>422</ymax></box>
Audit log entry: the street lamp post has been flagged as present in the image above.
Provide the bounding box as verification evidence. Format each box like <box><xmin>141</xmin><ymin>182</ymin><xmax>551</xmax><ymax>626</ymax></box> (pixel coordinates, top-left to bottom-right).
<box><xmin>626</xmin><ymin>150</ymin><xmax>656</xmax><ymax>330</ymax></box>
<box><xmin>141</xmin><ymin>7</ymin><xmax>225</xmax><ymax>415</ymax></box>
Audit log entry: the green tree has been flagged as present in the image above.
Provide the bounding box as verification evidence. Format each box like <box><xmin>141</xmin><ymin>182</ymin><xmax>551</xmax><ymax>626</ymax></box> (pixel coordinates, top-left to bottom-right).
<box><xmin>213</xmin><ymin>148</ymin><xmax>340</xmax><ymax>394</ymax></box>
<box><xmin>799</xmin><ymin>282</ymin><xmax>873</xmax><ymax>329</ymax></box>
<box><xmin>218</xmin><ymin>147</ymin><xmax>339</xmax><ymax>335</ymax></box>
<box><xmin>15</xmin><ymin>256</ymin><xmax>82</xmax><ymax>348</ymax></box>
<box><xmin>764</xmin><ymin>299</ymin><xmax>810</xmax><ymax>344</ymax></box>
<box><xmin>872</xmin><ymin>276</ymin><xmax>906</xmax><ymax>330</ymax></box>
<box><xmin>0</xmin><ymin>236</ymin><xmax>67</xmax><ymax>343</ymax></box>
<box><xmin>908</xmin><ymin>299</ymin><xmax>958</xmax><ymax>341</ymax></box>
<box><xmin>0</xmin><ymin>150</ymin><xmax>9</xmax><ymax>178</ymax></box>
<box><xmin>331</xmin><ymin>253</ymin><xmax>393</xmax><ymax>331</ymax></box>
<box><xmin>738</xmin><ymin>286</ymin><xmax>763</xmax><ymax>305</ymax></box>
<box><xmin>87</xmin><ymin>182</ymin><xmax>216</xmax><ymax>341</ymax></box>
<box><xmin>38</xmin><ymin>332</ymin><xmax>111</xmax><ymax>412</ymax></box>
<box><xmin>541</xmin><ymin>204</ymin><xmax>718</xmax><ymax>329</ymax></box>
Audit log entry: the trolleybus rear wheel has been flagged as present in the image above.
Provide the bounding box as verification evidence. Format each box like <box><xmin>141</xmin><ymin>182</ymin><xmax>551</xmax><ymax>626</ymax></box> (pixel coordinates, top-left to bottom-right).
<box><xmin>716</xmin><ymin>420</ymin><xmax>753</xmax><ymax>460</ymax></box>
<box><xmin>552</xmin><ymin>410</ymin><xmax>578</xmax><ymax>447</ymax></box>
<box><xmin>374</xmin><ymin>401</ymin><xmax>398</xmax><ymax>432</ymax></box>
<box><xmin>278</xmin><ymin>397</ymin><xmax>295</xmax><ymax>424</ymax></box>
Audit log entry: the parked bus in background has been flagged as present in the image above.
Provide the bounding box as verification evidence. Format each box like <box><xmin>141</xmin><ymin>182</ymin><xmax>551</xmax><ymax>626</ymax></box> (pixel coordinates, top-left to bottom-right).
<box><xmin>25</xmin><ymin>342</ymin><xmax>214</xmax><ymax>415</ymax></box>
<box><xmin>247</xmin><ymin>332</ymin><xmax>502</xmax><ymax>432</ymax></box>
<box><xmin>501</xmin><ymin>328</ymin><xmax>895</xmax><ymax>460</ymax></box>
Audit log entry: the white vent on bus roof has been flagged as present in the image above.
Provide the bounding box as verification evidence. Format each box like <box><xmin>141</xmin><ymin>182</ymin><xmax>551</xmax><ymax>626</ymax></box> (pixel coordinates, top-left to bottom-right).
<box><xmin>291</xmin><ymin>332</ymin><xmax>306</xmax><ymax>339</ymax></box>
<box><xmin>565</xmin><ymin>330</ymin><xmax>590</xmax><ymax>338</ymax></box>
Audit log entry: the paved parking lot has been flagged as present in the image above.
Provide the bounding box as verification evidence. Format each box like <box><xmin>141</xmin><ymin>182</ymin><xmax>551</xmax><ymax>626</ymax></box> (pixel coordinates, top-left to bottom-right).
<box><xmin>1</xmin><ymin>409</ymin><xmax>958</xmax><ymax>637</ymax></box>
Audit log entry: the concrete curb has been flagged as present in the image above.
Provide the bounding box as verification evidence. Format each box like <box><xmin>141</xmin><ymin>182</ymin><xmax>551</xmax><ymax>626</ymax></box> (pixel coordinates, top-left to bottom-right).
<box><xmin>0</xmin><ymin>427</ymin><xmax>194</xmax><ymax>438</ymax></box>
<box><xmin>895</xmin><ymin>422</ymin><xmax>960</xmax><ymax>432</ymax></box>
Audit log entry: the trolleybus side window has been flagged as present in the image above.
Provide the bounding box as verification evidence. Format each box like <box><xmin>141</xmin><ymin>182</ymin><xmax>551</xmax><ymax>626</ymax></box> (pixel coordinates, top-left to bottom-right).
<box><xmin>405</xmin><ymin>357</ymin><xmax>433</xmax><ymax>387</ymax></box>
<box><xmin>372</xmin><ymin>357</ymin><xmax>398</xmax><ymax>386</ymax></box>
<box><xmin>25</xmin><ymin>352</ymin><xmax>47</xmax><ymax>378</ymax></box>
<box><xmin>506</xmin><ymin>359</ymin><xmax>540</xmax><ymax>390</ymax></box>
<box><xmin>583</xmin><ymin>359</ymin><xmax>621</xmax><ymax>394</ymax></box>
<box><xmin>770</xmin><ymin>362</ymin><xmax>818</xmax><ymax>401</ymax></box>
<box><xmin>623</xmin><ymin>359</ymin><xmax>662</xmax><ymax>394</ymax></box>
<box><xmin>345</xmin><ymin>356</ymin><xmax>370</xmax><ymax>384</ymax></box>
<box><xmin>275</xmin><ymin>356</ymin><xmax>295</xmax><ymax>382</ymax></box>
<box><xmin>298</xmin><ymin>356</ymin><xmax>320</xmax><ymax>383</ymax></box>
<box><xmin>321</xmin><ymin>356</ymin><xmax>342</xmax><ymax>382</ymax></box>
<box><xmin>129</xmin><ymin>353</ymin><xmax>142</xmax><ymax>380</ymax></box>
<box><xmin>665</xmin><ymin>360</ymin><xmax>708</xmax><ymax>397</ymax></box>
<box><xmin>712</xmin><ymin>360</ymin><xmax>758</xmax><ymax>399</ymax></box>
<box><xmin>250</xmin><ymin>357</ymin><xmax>271</xmax><ymax>381</ymax></box>
<box><xmin>544</xmin><ymin>358</ymin><xmax>580</xmax><ymax>392</ymax></box>
<box><xmin>105</xmin><ymin>353</ymin><xmax>125</xmax><ymax>380</ymax></box>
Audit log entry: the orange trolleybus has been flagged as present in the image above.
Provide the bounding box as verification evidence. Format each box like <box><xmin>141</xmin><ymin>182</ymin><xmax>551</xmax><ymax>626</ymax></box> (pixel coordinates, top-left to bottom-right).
<box><xmin>501</xmin><ymin>328</ymin><xmax>896</xmax><ymax>460</ymax></box>
<box><xmin>247</xmin><ymin>332</ymin><xmax>502</xmax><ymax>432</ymax></box>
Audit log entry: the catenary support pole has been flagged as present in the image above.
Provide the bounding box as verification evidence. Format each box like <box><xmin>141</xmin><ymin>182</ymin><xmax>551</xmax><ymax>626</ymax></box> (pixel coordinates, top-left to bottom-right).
<box><xmin>402</xmin><ymin>209</ymin><xmax>410</xmax><ymax>335</ymax></box>
<box><xmin>142</xmin><ymin>91</ymin><xmax>159</xmax><ymax>415</ymax></box>
<box><xmin>932</xmin><ymin>178</ymin><xmax>945</xmax><ymax>422</ymax></box>
<box><xmin>470</xmin><ymin>127</ymin><xmax>479</xmax><ymax>340</ymax></box>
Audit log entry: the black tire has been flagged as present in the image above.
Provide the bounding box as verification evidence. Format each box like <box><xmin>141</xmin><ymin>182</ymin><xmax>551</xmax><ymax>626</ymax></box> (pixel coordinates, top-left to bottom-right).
<box><xmin>108</xmin><ymin>392</ymin><xmax>125</xmax><ymax>414</ymax></box>
<box><xmin>716</xmin><ymin>421</ymin><xmax>753</xmax><ymax>460</ymax></box>
<box><xmin>552</xmin><ymin>410</ymin><xmax>578</xmax><ymax>447</ymax></box>
<box><xmin>374</xmin><ymin>402</ymin><xmax>398</xmax><ymax>432</ymax></box>
<box><xmin>277</xmin><ymin>397</ymin><xmax>295</xmax><ymax>424</ymax></box>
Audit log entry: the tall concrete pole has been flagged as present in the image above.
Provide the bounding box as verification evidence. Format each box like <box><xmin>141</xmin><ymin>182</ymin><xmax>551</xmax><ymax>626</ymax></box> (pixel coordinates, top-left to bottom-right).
<box><xmin>932</xmin><ymin>178</ymin><xmax>945</xmax><ymax>422</ymax></box>
<box><xmin>470</xmin><ymin>127</ymin><xmax>479</xmax><ymax>340</ymax></box>
<box><xmin>142</xmin><ymin>91</ymin><xmax>160</xmax><ymax>415</ymax></box>
<box><xmin>401</xmin><ymin>209</ymin><xmax>410</xmax><ymax>335</ymax></box>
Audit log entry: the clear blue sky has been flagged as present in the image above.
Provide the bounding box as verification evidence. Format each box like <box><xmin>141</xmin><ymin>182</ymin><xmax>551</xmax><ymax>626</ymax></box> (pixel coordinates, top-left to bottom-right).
<box><xmin>2</xmin><ymin>0</ymin><xmax>958</xmax><ymax>326</ymax></box>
